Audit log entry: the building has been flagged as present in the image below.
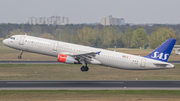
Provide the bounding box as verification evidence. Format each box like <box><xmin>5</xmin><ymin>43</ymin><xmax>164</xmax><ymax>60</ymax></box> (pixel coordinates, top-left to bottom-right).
<box><xmin>25</xmin><ymin>16</ymin><xmax>69</xmax><ymax>25</ymax></box>
<box><xmin>101</xmin><ymin>18</ymin><xmax>106</xmax><ymax>25</ymax></box>
<box><xmin>174</xmin><ymin>45</ymin><xmax>180</xmax><ymax>55</ymax></box>
<box><xmin>64</xmin><ymin>17</ymin><xmax>69</xmax><ymax>25</ymax></box>
<box><xmin>37</xmin><ymin>17</ymin><xmax>42</xmax><ymax>24</ymax></box>
<box><xmin>26</xmin><ymin>17</ymin><xmax>32</xmax><ymax>24</ymax></box>
<box><xmin>32</xmin><ymin>17</ymin><xmax>37</xmax><ymax>25</ymax></box>
<box><xmin>101</xmin><ymin>15</ymin><xmax>125</xmax><ymax>26</ymax></box>
<box><xmin>117</xmin><ymin>18</ymin><xmax>124</xmax><ymax>25</ymax></box>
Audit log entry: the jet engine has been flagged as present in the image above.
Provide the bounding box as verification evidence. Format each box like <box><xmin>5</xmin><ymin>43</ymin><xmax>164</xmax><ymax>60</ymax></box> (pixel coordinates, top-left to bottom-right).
<box><xmin>57</xmin><ymin>54</ymin><xmax>79</xmax><ymax>64</ymax></box>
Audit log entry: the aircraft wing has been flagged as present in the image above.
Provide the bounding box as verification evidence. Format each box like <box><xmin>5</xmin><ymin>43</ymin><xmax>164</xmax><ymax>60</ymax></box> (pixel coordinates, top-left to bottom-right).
<box><xmin>72</xmin><ymin>51</ymin><xmax>101</xmax><ymax>64</ymax></box>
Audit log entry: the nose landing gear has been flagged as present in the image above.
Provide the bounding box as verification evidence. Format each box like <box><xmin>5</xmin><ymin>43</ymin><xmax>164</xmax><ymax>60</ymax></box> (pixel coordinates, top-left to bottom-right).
<box><xmin>18</xmin><ymin>55</ymin><xmax>22</xmax><ymax>59</ymax></box>
<box><xmin>18</xmin><ymin>50</ymin><xmax>23</xmax><ymax>59</ymax></box>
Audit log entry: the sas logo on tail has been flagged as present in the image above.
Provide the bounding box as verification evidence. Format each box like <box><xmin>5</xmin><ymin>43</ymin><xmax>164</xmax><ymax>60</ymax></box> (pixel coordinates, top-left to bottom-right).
<box><xmin>151</xmin><ymin>51</ymin><xmax>169</xmax><ymax>60</ymax></box>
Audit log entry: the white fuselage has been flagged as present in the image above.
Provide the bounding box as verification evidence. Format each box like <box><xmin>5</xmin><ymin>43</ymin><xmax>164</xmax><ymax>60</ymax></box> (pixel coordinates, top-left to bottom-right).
<box><xmin>3</xmin><ymin>35</ymin><xmax>174</xmax><ymax>70</ymax></box>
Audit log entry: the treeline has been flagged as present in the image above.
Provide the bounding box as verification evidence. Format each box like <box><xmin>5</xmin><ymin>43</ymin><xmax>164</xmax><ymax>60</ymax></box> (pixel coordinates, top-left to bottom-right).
<box><xmin>1</xmin><ymin>23</ymin><xmax>180</xmax><ymax>49</ymax></box>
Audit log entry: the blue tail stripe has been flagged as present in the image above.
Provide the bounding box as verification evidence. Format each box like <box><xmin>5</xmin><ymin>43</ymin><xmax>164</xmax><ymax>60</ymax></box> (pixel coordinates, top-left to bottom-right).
<box><xmin>144</xmin><ymin>38</ymin><xmax>176</xmax><ymax>62</ymax></box>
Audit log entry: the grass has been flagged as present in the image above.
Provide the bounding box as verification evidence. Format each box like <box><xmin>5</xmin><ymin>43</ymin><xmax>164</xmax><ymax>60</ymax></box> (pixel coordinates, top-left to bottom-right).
<box><xmin>0</xmin><ymin>90</ymin><xmax>180</xmax><ymax>101</ymax></box>
<box><xmin>0</xmin><ymin>64</ymin><xmax>180</xmax><ymax>80</ymax></box>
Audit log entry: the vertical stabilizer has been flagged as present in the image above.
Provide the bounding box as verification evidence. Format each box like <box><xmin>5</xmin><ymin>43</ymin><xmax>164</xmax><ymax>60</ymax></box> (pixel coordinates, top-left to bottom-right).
<box><xmin>144</xmin><ymin>38</ymin><xmax>176</xmax><ymax>62</ymax></box>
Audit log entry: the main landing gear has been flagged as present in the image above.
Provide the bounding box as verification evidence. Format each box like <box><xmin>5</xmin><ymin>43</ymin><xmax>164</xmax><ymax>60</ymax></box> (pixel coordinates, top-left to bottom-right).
<box><xmin>80</xmin><ymin>63</ymin><xmax>89</xmax><ymax>72</ymax></box>
<box><xmin>18</xmin><ymin>50</ymin><xmax>23</xmax><ymax>59</ymax></box>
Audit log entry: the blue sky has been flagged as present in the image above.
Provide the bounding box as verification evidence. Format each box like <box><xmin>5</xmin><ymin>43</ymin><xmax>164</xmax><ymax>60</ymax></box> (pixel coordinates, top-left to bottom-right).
<box><xmin>0</xmin><ymin>0</ymin><xmax>180</xmax><ymax>24</ymax></box>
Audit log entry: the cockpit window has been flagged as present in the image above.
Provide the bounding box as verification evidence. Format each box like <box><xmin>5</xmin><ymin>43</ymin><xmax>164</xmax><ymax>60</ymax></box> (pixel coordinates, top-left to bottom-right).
<box><xmin>10</xmin><ymin>37</ymin><xmax>15</xmax><ymax>40</ymax></box>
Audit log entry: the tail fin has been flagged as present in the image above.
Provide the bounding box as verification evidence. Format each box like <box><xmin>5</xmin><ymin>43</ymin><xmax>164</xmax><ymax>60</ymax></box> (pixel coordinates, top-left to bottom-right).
<box><xmin>144</xmin><ymin>38</ymin><xmax>176</xmax><ymax>62</ymax></box>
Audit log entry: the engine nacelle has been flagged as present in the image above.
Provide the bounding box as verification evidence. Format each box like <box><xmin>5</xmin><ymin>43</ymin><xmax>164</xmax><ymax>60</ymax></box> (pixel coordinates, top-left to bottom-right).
<box><xmin>57</xmin><ymin>54</ymin><xmax>78</xmax><ymax>64</ymax></box>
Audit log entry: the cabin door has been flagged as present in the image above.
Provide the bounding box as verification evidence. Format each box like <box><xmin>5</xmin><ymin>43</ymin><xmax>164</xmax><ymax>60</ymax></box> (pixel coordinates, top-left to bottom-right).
<box><xmin>140</xmin><ymin>58</ymin><xmax>146</xmax><ymax>67</ymax></box>
<box><xmin>19</xmin><ymin>36</ymin><xmax>25</xmax><ymax>45</ymax></box>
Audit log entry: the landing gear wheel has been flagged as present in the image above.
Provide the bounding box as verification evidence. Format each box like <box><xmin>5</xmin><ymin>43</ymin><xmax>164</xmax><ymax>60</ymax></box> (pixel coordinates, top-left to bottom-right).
<box><xmin>18</xmin><ymin>50</ymin><xmax>23</xmax><ymax>59</ymax></box>
<box><xmin>85</xmin><ymin>66</ymin><xmax>89</xmax><ymax>71</ymax></box>
<box><xmin>81</xmin><ymin>66</ymin><xmax>89</xmax><ymax>72</ymax></box>
<box><xmin>18</xmin><ymin>56</ymin><xmax>22</xmax><ymax>59</ymax></box>
<box><xmin>81</xmin><ymin>66</ymin><xmax>85</xmax><ymax>71</ymax></box>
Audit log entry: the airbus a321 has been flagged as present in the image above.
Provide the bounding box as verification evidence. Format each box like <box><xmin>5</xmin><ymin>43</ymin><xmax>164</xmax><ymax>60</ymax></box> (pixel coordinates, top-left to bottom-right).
<box><xmin>3</xmin><ymin>35</ymin><xmax>176</xmax><ymax>71</ymax></box>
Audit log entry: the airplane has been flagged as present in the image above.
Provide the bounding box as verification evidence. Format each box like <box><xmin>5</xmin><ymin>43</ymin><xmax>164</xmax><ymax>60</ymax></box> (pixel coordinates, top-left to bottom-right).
<box><xmin>2</xmin><ymin>35</ymin><xmax>176</xmax><ymax>71</ymax></box>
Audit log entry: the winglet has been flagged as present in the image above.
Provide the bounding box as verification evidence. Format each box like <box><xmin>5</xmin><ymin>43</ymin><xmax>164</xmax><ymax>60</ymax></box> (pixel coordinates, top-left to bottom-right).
<box><xmin>97</xmin><ymin>51</ymin><xmax>101</xmax><ymax>55</ymax></box>
<box><xmin>144</xmin><ymin>38</ymin><xmax>176</xmax><ymax>62</ymax></box>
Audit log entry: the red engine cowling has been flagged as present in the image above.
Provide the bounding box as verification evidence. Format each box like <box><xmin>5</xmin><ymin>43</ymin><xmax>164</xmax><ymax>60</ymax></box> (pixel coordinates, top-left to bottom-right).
<box><xmin>57</xmin><ymin>54</ymin><xmax>78</xmax><ymax>64</ymax></box>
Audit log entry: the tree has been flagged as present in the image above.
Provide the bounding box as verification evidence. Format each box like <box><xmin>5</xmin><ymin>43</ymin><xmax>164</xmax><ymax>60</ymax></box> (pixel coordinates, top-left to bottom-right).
<box><xmin>122</xmin><ymin>28</ymin><xmax>133</xmax><ymax>48</ymax></box>
<box><xmin>89</xmin><ymin>27</ymin><xmax>101</xmax><ymax>47</ymax></box>
<box><xmin>131</xmin><ymin>28</ymin><xmax>147</xmax><ymax>48</ymax></box>
<box><xmin>77</xmin><ymin>26</ymin><xmax>93</xmax><ymax>46</ymax></box>
<box><xmin>168</xmin><ymin>28</ymin><xmax>176</xmax><ymax>38</ymax></box>
<box><xmin>32</xmin><ymin>25</ymin><xmax>42</xmax><ymax>36</ymax></box>
<box><xmin>101</xmin><ymin>27</ymin><xmax>116</xmax><ymax>47</ymax></box>
<box><xmin>0</xmin><ymin>38</ymin><xmax>4</xmax><ymax>43</ymax></box>
<box><xmin>61</xmin><ymin>33</ymin><xmax>70</xmax><ymax>42</ymax></box>
<box><xmin>69</xmin><ymin>34</ymin><xmax>76</xmax><ymax>43</ymax></box>
<box><xmin>93</xmin><ymin>38</ymin><xmax>103</xmax><ymax>48</ymax></box>
<box><xmin>54</xmin><ymin>28</ymin><xmax>63</xmax><ymax>41</ymax></box>
<box><xmin>175</xmin><ymin>29</ymin><xmax>180</xmax><ymax>45</ymax></box>
<box><xmin>116</xmin><ymin>37</ymin><xmax>124</xmax><ymax>48</ymax></box>
<box><xmin>6</xmin><ymin>29</ymin><xmax>26</xmax><ymax>38</ymax></box>
<box><xmin>39</xmin><ymin>33</ymin><xmax>53</xmax><ymax>39</ymax></box>
<box><xmin>150</xmin><ymin>28</ymin><xmax>170</xmax><ymax>49</ymax></box>
<box><xmin>0</xmin><ymin>28</ymin><xmax>8</xmax><ymax>38</ymax></box>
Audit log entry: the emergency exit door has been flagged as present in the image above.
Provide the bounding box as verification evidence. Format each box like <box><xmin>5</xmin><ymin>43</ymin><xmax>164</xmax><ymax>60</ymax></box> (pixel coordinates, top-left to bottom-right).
<box><xmin>53</xmin><ymin>42</ymin><xmax>58</xmax><ymax>51</ymax></box>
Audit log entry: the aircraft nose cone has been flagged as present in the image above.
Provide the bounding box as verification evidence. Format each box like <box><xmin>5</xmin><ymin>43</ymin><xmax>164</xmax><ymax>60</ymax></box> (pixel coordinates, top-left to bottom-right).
<box><xmin>2</xmin><ymin>39</ymin><xmax>7</xmax><ymax>45</ymax></box>
<box><xmin>3</xmin><ymin>39</ymin><xmax>5</xmax><ymax>44</ymax></box>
